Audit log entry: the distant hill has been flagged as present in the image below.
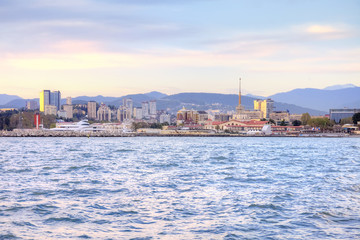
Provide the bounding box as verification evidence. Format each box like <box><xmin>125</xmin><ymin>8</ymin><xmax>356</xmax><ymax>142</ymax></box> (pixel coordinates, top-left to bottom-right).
<box><xmin>269</xmin><ymin>87</ymin><xmax>360</xmax><ymax>112</ymax></box>
<box><xmin>160</xmin><ymin>92</ymin><xmax>325</xmax><ymax>115</ymax></box>
<box><xmin>0</xmin><ymin>98</ymin><xmax>38</xmax><ymax>109</ymax></box>
<box><xmin>0</xmin><ymin>91</ymin><xmax>326</xmax><ymax>115</ymax></box>
<box><xmin>0</xmin><ymin>94</ymin><xmax>22</xmax><ymax>105</ymax></box>
<box><xmin>145</xmin><ymin>91</ymin><xmax>168</xmax><ymax>99</ymax></box>
<box><xmin>73</xmin><ymin>95</ymin><xmax>119</xmax><ymax>103</ymax></box>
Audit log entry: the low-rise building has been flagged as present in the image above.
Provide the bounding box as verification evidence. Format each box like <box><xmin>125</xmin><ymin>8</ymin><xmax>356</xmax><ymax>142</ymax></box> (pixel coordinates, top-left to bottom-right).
<box><xmin>329</xmin><ymin>108</ymin><xmax>360</xmax><ymax>123</ymax></box>
<box><xmin>159</xmin><ymin>114</ymin><xmax>171</xmax><ymax>124</ymax></box>
<box><xmin>269</xmin><ymin>111</ymin><xmax>290</xmax><ymax>125</ymax></box>
<box><xmin>176</xmin><ymin>107</ymin><xmax>208</xmax><ymax>125</ymax></box>
<box><xmin>219</xmin><ymin>119</ymin><xmax>268</xmax><ymax>133</ymax></box>
<box><xmin>26</xmin><ymin>100</ymin><xmax>38</xmax><ymax>110</ymax></box>
<box><xmin>44</xmin><ymin>105</ymin><xmax>57</xmax><ymax>116</ymax></box>
<box><xmin>63</xmin><ymin>104</ymin><xmax>73</xmax><ymax>119</ymax></box>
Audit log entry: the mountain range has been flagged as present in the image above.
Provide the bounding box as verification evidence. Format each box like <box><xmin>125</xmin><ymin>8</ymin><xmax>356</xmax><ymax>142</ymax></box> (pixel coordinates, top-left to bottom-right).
<box><xmin>269</xmin><ymin>86</ymin><xmax>360</xmax><ymax>112</ymax></box>
<box><xmin>1</xmin><ymin>85</ymin><xmax>359</xmax><ymax>115</ymax></box>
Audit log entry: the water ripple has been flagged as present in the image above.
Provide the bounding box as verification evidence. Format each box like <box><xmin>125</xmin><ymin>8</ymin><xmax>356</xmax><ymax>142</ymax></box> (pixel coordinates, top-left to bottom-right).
<box><xmin>0</xmin><ymin>137</ymin><xmax>359</xmax><ymax>239</ymax></box>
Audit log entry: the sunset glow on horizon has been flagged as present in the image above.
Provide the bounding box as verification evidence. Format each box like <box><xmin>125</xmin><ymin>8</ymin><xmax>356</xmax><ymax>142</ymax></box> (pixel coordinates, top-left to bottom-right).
<box><xmin>0</xmin><ymin>0</ymin><xmax>359</xmax><ymax>99</ymax></box>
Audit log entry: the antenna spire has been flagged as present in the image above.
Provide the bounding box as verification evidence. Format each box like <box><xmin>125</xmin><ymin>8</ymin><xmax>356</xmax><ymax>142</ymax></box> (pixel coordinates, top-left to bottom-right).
<box><xmin>238</xmin><ymin>77</ymin><xmax>241</xmax><ymax>105</ymax></box>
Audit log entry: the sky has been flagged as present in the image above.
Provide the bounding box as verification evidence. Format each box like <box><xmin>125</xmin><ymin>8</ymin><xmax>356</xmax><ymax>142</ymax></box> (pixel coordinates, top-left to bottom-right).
<box><xmin>0</xmin><ymin>0</ymin><xmax>359</xmax><ymax>99</ymax></box>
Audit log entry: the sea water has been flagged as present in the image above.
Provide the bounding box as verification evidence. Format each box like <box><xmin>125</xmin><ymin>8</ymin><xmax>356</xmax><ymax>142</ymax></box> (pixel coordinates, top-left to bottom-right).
<box><xmin>0</xmin><ymin>137</ymin><xmax>359</xmax><ymax>239</ymax></box>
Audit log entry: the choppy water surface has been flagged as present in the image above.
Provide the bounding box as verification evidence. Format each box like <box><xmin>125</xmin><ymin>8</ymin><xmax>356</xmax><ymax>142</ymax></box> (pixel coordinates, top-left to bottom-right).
<box><xmin>0</xmin><ymin>137</ymin><xmax>359</xmax><ymax>239</ymax></box>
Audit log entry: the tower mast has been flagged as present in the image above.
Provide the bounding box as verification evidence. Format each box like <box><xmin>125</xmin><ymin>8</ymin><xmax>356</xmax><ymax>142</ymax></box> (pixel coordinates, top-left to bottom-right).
<box><xmin>238</xmin><ymin>77</ymin><xmax>241</xmax><ymax>105</ymax></box>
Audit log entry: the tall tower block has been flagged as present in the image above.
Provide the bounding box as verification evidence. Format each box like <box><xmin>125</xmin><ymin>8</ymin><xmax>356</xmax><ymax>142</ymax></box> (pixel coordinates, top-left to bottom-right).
<box><xmin>39</xmin><ymin>90</ymin><xmax>50</xmax><ymax>112</ymax></box>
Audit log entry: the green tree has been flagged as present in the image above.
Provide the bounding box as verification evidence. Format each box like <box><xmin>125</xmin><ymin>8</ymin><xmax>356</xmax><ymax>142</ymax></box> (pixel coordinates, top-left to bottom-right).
<box><xmin>292</xmin><ymin>120</ymin><xmax>302</xmax><ymax>126</ymax></box>
<box><xmin>301</xmin><ymin>113</ymin><xmax>311</xmax><ymax>125</ymax></box>
<box><xmin>150</xmin><ymin>123</ymin><xmax>162</xmax><ymax>129</ymax></box>
<box><xmin>268</xmin><ymin>119</ymin><xmax>276</xmax><ymax>125</ymax></box>
<box><xmin>280</xmin><ymin>120</ymin><xmax>287</xmax><ymax>126</ymax></box>
<box><xmin>308</xmin><ymin>117</ymin><xmax>332</xmax><ymax>131</ymax></box>
<box><xmin>215</xmin><ymin>125</ymin><xmax>220</xmax><ymax>132</ymax></box>
<box><xmin>353</xmin><ymin>113</ymin><xmax>360</xmax><ymax>125</ymax></box>
<box><xmin>41</xmin><ymin>114</ymin><xmax>56</xmax><ymax>129</ymax></box>
<box><xmin>340</xmin><ymin>117</ymin><xmax>353</xmax><ymax>125</ymax></box>
<box><xmin>131</xmin><ymin>122</ymin><xmax>149</xmax><ymax>131</ymax></box>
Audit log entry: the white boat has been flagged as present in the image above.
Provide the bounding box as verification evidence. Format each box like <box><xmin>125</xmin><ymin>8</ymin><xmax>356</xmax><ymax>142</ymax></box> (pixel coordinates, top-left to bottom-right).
<box><xmin>49</xmin><ymin>119</ymin><xmax>104</xmax><ymax>132</ymax></box>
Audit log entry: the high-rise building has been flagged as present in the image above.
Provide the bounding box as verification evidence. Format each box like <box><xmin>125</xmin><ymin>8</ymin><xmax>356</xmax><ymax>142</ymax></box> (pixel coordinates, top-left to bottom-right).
<box><xmin>87</xmin><ymin>101</ymin><xmax>97</xmax><ymax>120</ymax></box>
<box><xmin>97</xmin><ymin>104</ymin><xmax>111</xmax><ymax>122</ymax></box>
<box><xmin>117</xmin><ymin>105</ymin><xmax>128</xmax><ymax>122</ymax></box>
<box><xmin>123</xmin><ymin>98</ymin><xmax>133</xmax><ymax>119</ymax></box>
<box><xmin>51</xmin><ymin>91</ymin><xmax>61</xmax><ymax>111</ymax></box>
<box><xmin>254</xmin><ymin>99</ymin><xmax>274</xmax><ymax>119</ymax></box>
<box><xmin>66</xmin><ymin>97</ymin><xmax>72</xmax><ymax>105</ymax></box>
<box><xmin>149</xmin><ymin>100</ymin><xmax>157</xmax><ymax>116</ymax></box>
<box><xmin>142</xmin><ymin>102</ymin><xmax>149</xmax><ymax>118</ymax></box>
<box><xmin>134</xmin><ymin>107</ymin><xmax>143</xmax><ymax>120</ymax></box>
<box><xmin>39</xmin><ymin>90</ymin><xmax>50</xmax><ymax>112</ymax></box>
<box><xmin>40</xmin><ymin>90</ymin><xmax>61</xmax><ymax>112</ymax></box>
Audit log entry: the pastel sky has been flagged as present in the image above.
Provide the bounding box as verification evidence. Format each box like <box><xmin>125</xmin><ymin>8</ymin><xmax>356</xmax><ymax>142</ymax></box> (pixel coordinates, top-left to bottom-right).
<box><xmin>0</xmin><ymin>0</ymin><xmax>359</xmax><ymax>98</ymax></box>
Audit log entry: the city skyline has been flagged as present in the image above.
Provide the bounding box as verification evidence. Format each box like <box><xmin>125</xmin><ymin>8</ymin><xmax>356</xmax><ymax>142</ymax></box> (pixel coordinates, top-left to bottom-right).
<box><xmin>0</xmin><ymin>0</ymin><xmax>359</xmax><ymax>98</ymax></box>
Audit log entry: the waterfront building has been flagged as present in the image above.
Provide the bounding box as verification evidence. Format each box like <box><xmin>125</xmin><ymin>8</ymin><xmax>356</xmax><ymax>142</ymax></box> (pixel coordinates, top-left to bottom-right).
<box><xmin>159</xmin><ymin>114</ymin><xmax>171</xmax><ymax>124</ymax></box>
<box><xmin>219</xmin><ymin>119</ymin><xmax>270</xmax><ymax>133</ymax></box>
<box><xmin>329</xmin><ymin>108</ymin><xmax>360</xmax><ymax>123</ymax></box>
<box><xmin>149</xmin><ymin>100</ymin><xmax>157</xmax><ymax>117</ymax></box>
<box><xmin>269</xmin><ymin>111</ymin><xmax>290</xmax><ymax>125</ymax></box>
<box><xmin>254</xmin><ymin>99</ymin><xmax>274</xmax><ymax>118</ymax></box>
<box><xmin>142</xmin><ymin>102</ymin><xmax>149</xmax><ymax>118</ymax></box>
<box><xmin>87</xmin><ymin>101</ymin><xmax>97</xmax><ymax>120</ymax></box>
<box><xmin>204</xmin><ymin>120</ymin><xmax>227</xmax><ymax>131</ymax></box>
<box><xmin>44</xmin><ymin>105</ymin><xmax>57</xmax><ymax>116</ymax></box>
<box><xmin>63</xmin><ymin>104</ymin><xmax>73</xmax><ymax>119</ymax></box>
<box><xmin>66</xmin><ymin>97</ymin><xmax>72</xmax><ymax>105</ymax></box>
<box><xmin>39</xmin><ymin>90</ymin><xmax>50</xmax><ymax>112</ymax></box>
<box><xmin>26</xmin><ymin>100</ymin><xmax>38</xmax><ymax>110</ymax></box>
<box><xmin>97</xmin><ymin>104</ymin><xmax>111</xmax><ymax>122</ymax></box>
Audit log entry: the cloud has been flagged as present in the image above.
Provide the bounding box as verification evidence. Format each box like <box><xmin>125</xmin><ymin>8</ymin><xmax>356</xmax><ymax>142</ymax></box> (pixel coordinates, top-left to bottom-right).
<box><xmin>300</xmin><ymin>24</ymin><xmax>355</xmax><ymax>40</ymax></box>
<box><xmin>306</xmin><ymin>25</ymin><xmax>338</xmax><ymax>34</ymax></box>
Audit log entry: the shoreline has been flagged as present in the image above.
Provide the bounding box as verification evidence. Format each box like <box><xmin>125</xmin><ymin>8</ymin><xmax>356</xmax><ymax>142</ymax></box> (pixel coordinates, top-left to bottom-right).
<box><xmin>0</xmin><ymin>130</ymin><xmax>356</xmax><ymax>138</ymax></box>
